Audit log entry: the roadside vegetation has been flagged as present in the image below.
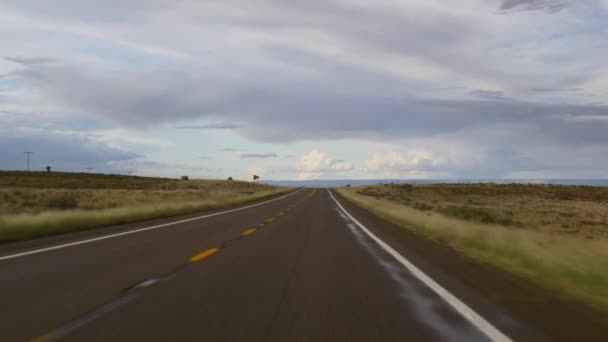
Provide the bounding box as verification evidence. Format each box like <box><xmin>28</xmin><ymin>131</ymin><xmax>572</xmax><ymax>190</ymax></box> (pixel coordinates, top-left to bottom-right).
<box><xmin>337</xmin><ymin>183</ymin><xmax>608</xmax><ymax>313</ymax></box>
<box><xmin>0</xmin><ymin>171</ymin><xmax>290</xmax><ymax>243</ymax></box>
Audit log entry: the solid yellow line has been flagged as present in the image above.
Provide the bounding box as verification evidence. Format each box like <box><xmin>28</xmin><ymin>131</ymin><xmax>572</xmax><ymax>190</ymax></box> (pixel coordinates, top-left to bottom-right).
<box><xmin>242</xmin><ymin>228</ymin><xmax>257</xmax><ymax>236</ymax></box>
<box><xmin>189</xmin><ymin>247</ymin><xmax>220</xmax><ymax>262</ymax></box>
<box><xmin>265</xmin><ymin>217</ymin><xmax>275</xmax><ymax>223</ymax></box>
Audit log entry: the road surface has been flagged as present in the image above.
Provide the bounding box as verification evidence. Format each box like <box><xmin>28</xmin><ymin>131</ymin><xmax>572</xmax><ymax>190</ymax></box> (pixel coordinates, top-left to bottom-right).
<box><xmin>0</xmin><ymin>189</ymin><xmax>606</xmax><ymax>341</ymax></box>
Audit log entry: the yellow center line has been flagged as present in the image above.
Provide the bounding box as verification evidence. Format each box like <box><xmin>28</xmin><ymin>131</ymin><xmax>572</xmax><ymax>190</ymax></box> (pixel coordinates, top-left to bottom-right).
<box><xmin>30</xmin><ymin>334</ymin><xmax>53</xmax><ymax>342</ymax></box>
<box><xmin>278</xmin><ymin>212</ymin><xmax>285</xmax><ymax>216</ymax></box>
<box><xmin>242</xmin><ymin>228</ymin><xmax>257</xmax><ymax>236</ymax></box>
<box><xmin>265</xmin><ymin>217</ymin><xmax>275</xmax><ymax>223</ymax></box>
<box><xmin>189</xmin><ymin>247</ymin><xmax>220</xmax><ymax>262</ymax></box>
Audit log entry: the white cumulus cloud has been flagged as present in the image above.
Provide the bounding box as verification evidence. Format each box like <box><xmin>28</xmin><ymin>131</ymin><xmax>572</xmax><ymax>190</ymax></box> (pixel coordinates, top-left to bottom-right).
<box><xmin>363</xmin><ymin>149</ymin><xmax>443</xmax><ymax>178</ymax></box>
<box><xmin>297</xmin><ymin>150</ymin><xmax>353</xmax><ymax>179</ymax></box>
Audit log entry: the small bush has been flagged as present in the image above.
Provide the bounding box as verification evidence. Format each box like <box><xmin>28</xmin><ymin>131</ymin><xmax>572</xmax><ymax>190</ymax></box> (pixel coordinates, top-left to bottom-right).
<box><xmin>439</xmin><ymin>205</ymin><xmax>519</xmax><ymax>226</ymax></box>
<box><xmin>413</xmin><ymin>202</ymin><xmax>434</xmax><ymax>211</ymax></box>
<box><xmin>46</xmin><ymin>195</ymin><xmax>79</xmax><ymax>210</ymax></box>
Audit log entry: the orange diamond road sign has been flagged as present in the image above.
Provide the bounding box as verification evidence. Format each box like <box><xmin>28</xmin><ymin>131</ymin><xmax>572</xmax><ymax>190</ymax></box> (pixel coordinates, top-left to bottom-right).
<box><xmin>253</xmin><ymin>175</ymin><xmax>260</xmax><ymax>181</ymax></box>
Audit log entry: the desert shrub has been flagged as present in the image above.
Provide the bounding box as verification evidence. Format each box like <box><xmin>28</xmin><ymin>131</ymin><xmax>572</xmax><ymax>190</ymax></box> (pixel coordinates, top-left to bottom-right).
<box><xmin>413</xmin><ymin>202</ymin><xmax>434</xmax><ymax>211</ymax></box>
<box><xmin>46</xmin><ymin>194</ymin><xmax>79</xmax><ymax>210</ymax></box>
<box><xmin>557</xmin><ymin>191</ymin><xmax>574</xmax><ymax>200</ymax></box>
<box><xmin>439</xmin><ymin>205</ymin><xmax>519</xmax><ymax>226</ymax></box>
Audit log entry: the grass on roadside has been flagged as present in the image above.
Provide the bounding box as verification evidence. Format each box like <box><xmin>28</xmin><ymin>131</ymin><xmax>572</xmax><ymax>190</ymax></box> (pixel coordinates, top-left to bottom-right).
<box><xmin>337</xmin><ymin>187</ymin><xmax>608</xmax><ymax>313</ymax></box>
<box><xmin>0</xmin><ymin>171</ymin><xmax>284</xmax><ymax>215</ymax></box>
<box><xmin>0</xmin><ymin>188</ymin><xmax>289</xmax><ymax>243</ymax></box>
<box><xmin>0</xmin><ymin>171</ymin><xmax>291</xmax><ymax>243</ymax></box>
<box><xmin>356</xmin><ymin>183</ymin><xmax>608</xmax><ymax>239</ymax></box>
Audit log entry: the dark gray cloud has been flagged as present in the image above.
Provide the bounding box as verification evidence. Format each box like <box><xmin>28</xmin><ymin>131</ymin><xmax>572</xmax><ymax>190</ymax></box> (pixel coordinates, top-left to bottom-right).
<box><xmin>240</xmin><ymin>153</ymin><xmax>277</xmax><ymax>158</ymax></box>
<box><xmin>4</xmin><ymin>56</ymin><xmax>53</xmax><ymax>65</ymax></box>
<box><xmin>469</xmin><ymin>89</ymin><xmax>511</xmax><ymax>100</ymax></box>
<box><xmin>532</xmin><ymin>87</ymin><xmax>583</xmax><ymax>92</ymax></box>
<box><xmin>0</xmin><ymin>130</ymin><xmax>140</xmax><ymax>172</ymax></box>
<box><xmin>175</xmin><ymin>122</ymin><xmax>243</xmax><ymax>130</ymax></box>
<box><xmin>499</xmin><ymin>0</ymin><xmax>567</xmax><ymax>13</ymax></box>
<box><xmin>8</xmin><ymin>61</ymin><xmax>608</xmax><ymax>149</ymax></box>
<box><xmin>0</xmin><ymin>0</ymin><xmax>167</xmax><ymax>23</ymax></box>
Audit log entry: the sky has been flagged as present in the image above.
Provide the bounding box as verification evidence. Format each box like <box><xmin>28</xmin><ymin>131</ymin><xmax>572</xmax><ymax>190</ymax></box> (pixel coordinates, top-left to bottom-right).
<box><xmin>1</xmin><ymin>0</ymin><xmax>607</xmax><ymax>181</ymax></box>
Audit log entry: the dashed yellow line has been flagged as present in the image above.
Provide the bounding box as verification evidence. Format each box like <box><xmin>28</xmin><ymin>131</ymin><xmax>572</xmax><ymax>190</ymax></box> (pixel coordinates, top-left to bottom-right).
<box><xmin>189</xmin><ymin>247</ymin><xmax>220</xmax><ymax>262</ymax></box>
<box><xmin>308</xmin><ymin>189</ymin><xmax>317</xmax><ymax>197</ymax></box>
<box><xmin>242</xmin><ymin>228</ymin><xmax>257</xmax><ymax>236</ymax></box>
<box><xmin>30</xmin><ymin>334</ymin><xmax>53</xmax><ymax>342</ymax></box>
<box><xmin>278</xmin><ymin>212</ymin><xmax>285</xmax><ymax>216</ymax></box>
<box><xmin>265</xmin><ymin>217</ymin><xmax>275</xmax><ymax>223</ymax></box>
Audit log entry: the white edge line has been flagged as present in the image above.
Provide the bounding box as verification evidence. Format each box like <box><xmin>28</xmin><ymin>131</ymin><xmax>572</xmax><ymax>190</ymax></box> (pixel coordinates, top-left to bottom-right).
<box><xmin>0</xmin><ymin>189</ymin><xmax>303</xmax><ymax>261</ymax></box>
<box><xmin>327</xmin><ymin>189</ymin><xmax>511</xmax><ymax>342</ymax></box>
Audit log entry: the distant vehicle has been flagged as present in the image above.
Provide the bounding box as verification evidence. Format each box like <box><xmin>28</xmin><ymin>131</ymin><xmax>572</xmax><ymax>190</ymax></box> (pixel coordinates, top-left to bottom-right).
<box><xmin>181</xmin><ymin>176</ymin><xmax>189</xmax><ymax>180</ymax></box>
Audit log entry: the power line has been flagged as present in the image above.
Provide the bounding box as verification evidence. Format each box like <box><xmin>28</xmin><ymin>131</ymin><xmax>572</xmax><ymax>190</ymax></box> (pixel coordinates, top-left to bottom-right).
<box><xmin>23</xmin><ymin>152</ymin><xmax>33</xmax><ymax>172</ymax></box>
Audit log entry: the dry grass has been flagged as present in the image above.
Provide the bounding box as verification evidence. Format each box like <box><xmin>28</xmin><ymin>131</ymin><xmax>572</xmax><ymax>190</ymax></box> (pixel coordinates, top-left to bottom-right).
<box><xmin>357</xmin><ymin>183</ymin><xmax>608</xmax><ymax>239</ymax></box>
<box><xmin>337</xmin><ymin>186</ymin><xmax>608</xmax><ymax>313</ymax></box>
<box><xmin>0</xmin><ymin>171</ymin><xmax>291</xmax><ymax>243</ymax></box>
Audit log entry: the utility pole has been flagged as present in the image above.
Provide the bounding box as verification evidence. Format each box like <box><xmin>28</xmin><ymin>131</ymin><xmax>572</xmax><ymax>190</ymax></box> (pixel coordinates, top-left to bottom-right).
<box><xmin>24</xmin><ymin>152</ymin><xmax>33</xmax><ymax>172</ymax></box>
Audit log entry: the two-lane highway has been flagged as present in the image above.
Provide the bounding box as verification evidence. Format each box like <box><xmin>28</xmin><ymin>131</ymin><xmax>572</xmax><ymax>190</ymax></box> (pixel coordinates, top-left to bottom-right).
<box><xmin>1</xmin><ymin>189</ymin><xmax>606</xmax><ymax>341</ymax></box>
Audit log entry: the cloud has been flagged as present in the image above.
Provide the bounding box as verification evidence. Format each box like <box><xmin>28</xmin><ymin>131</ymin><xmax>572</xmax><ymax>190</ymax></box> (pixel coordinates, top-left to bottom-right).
<box><xmin>1</xmin><ymin>0</ymin><xmax>608</xmax><ymax>178</ymax></box>
<box><xmin>531</xmin><ymin>87</ymin><xmax>583</xmax><ymax>92</ymax></box>
<box><xmin>4</xmin><ymin>56</ymin><xmax>52</xmax><ymax>65</ymax></box>
<box><xmin>499</xmin><ymin>0</ymin><xmax>568</xmax><ymax>13</ymax></box>
<box><xmin>109</xmin><ymin>158</ymin><xmax>223</xmax><ymax>178</ymax></box>
<box><xmin>8</xmin><ymin>57</ymin><xmax>608</xmax><ymax>148</ymax></box>
<box><xmin>240</xmin><ymin>153</ymin><xmax>277</xmax><ymax>158</ymax></box>
<box><xmin>0</xmin><ymin>129</ymin><xmax>140</xmax><ymax>172</ymax></box>
<box><xmin>87</xmin><ymin>128</ymin><xmax>176</xmax><ymax>151</ymax></box>
<box><xmin>298</xmin><ymin>150</ymin><xmax>353</xmax><ymax>175</ymax></box>
<box><xmin>469</xmin><ymin>89</ymin><xmax>511</xmax><ymax>100</ymax></box>
<box><xmin>6</xmin><ymin>58</ymin><xmax>608</xmax><ymax>179</ymax></box>
<box><xmin>363</xmin><ymin>150</ymin><xmax>442</xmax><ymax>178</ymax></box>
<box><xmin>175</xmin><ymin>122</ymin><xmax>244</xmax><ymax>130</ymax></box>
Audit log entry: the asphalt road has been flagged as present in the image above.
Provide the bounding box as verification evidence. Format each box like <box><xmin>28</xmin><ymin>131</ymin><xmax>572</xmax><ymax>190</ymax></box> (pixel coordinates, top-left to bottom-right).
<box><xmin>0</xmin><ymin>189</ymin><xmax>606</xmax><ymax>341</ymax></box>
